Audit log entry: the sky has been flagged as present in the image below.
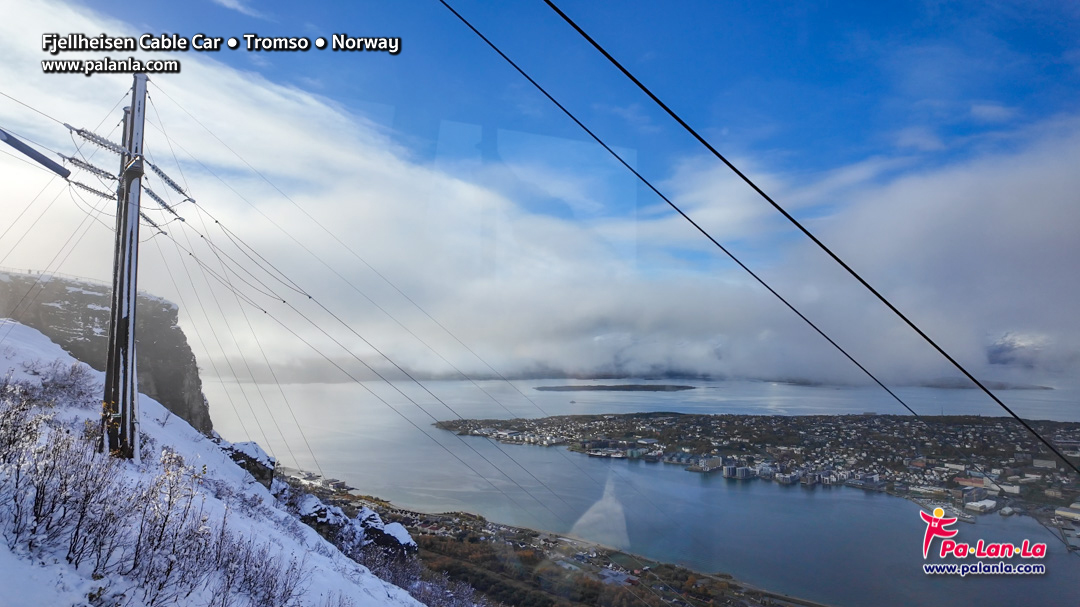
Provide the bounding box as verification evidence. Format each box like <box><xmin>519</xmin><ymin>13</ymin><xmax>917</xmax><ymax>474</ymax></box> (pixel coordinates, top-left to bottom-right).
<box><xmin>1</xmin><ymin>0</ymin><xmax>1079</xmax><ymax>393</ymax></box>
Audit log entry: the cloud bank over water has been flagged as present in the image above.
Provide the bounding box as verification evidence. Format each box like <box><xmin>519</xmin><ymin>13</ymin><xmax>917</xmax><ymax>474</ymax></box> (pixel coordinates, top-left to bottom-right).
<box><xmin>2</xmin><ymin>0</ymin><xmax>1078</xmax><ymax>391</ymax></box>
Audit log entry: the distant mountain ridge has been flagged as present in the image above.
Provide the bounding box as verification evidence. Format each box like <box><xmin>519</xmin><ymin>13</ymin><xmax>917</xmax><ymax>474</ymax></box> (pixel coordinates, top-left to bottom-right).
<box><xmin>0</xmin><ymin>269</ymin><xmax>213</xmax><ymax>434</ymax></box>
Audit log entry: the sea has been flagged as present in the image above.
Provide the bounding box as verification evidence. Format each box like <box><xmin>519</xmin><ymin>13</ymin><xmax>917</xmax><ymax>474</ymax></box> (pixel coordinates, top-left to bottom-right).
<box><xmin>206</xmin><ymin>378</ymin><xmax>1080</xmax><ymax>607</ymax></box>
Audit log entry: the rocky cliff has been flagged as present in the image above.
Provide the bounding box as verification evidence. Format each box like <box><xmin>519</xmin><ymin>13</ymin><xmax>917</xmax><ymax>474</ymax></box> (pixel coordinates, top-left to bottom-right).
<box><xmin>0</xmin><ymin>270</ymin><xmax>213</xmax><ymax>434</ymax></box>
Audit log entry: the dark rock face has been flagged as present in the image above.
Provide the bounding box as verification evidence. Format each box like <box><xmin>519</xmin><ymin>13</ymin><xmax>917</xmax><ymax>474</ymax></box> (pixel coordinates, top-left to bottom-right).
<box><xmin>220</xmin><ymin>440</ymin><xmax>276</xmax><ymax>489</ymax></box>
<box><xmin>0</xmin><ymin>270</ymin><xmax>213</xmax><ymax>434</ymax></box>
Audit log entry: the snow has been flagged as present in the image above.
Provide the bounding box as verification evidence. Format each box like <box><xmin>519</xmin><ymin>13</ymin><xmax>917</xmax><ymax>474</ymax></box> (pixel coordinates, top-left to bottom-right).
<box><xmin>0</xmin><ymin>546</ymin><xmax>97</xmax><ymax>607</ymax></box>
<box><xmin>385</xmin><ymin>522</ymin><xmax>417</xmax><ymax>547</ymax></box>
<box><xmin>295</xmin><ymin>493</ymin><xmax>349</xmax><ymax>526</ymax></box>
<box><xmin>354</xmin><ymin>507</ymin><xmax>414</xmax><ymax>546</ymax></box>
<box><xmin>0</xmin><ymin>319</ymin><xmax>422</xmax><ymax>607</ymax></box>
<box><xmin>232</xmin><ymin>439</ymin><xmax>277</xmax><ymax>467</ymax></box>
<box><xmin>65</xmin><ymin>285</ymin><xmax>107</xmax><ymax>296</ymax></box>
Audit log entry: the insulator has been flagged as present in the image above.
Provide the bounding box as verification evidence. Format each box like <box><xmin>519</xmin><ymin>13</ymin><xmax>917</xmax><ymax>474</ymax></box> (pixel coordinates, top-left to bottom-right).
<box><xmin>139</xmin><ymin>211</ymin><xmax>162</xmax><ymax>231</ymax></box>
<box><xmin>64</xmin><ymin>123</ymin><xmax>125</xmax><ymax>155</ymax></box>
<box><xmin>147</xmin><ymin>162</ymin><xmax>191</xmax><ymax>200</ymax></box>
<box><xmin>69</xmin><ymin>180</ymin><xmax>115</xmax><ymax>200</ymax></box>
<box><xmin>143</xmin><ymin>186</ymin><xmax>185</xmax><ymax>221</ymax></box>
<box><xmin>60</xmin><ymin>154</ymin><xmax>117</xmax><ymax>181</ymax></box>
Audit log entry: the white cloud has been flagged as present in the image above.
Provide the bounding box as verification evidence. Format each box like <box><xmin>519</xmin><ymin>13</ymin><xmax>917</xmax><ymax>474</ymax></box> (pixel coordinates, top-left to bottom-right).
<box><xmin>970</xmin><ymin>103</ymin><xmax>1016</xmax><ymax>123</ymax></box>
<box><xmin>894</xmin><ymin>126</ymin><xmax>946</xmax><ymax>151</ymax></box>
<box><xmin>594</xmin><ymin>102</ymin><xmax>661</xmax><ymax>134</ymax></box>
<box><xmin>2</xmin><ymin>0</ymin><xmax>1077</xmax><ymax>393</ymax></box>
<box><xmin>209</xmin><ymin>0</ymin><xmax>267</xmax><ymax>20</ymax></box>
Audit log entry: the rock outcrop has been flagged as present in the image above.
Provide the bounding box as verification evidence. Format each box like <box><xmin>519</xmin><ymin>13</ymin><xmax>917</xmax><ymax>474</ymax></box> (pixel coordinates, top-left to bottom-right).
<box><xmin>220</xmin><ymin>440</ymin><xmax>276</xmax><ymax>489</ymax></box>
<box><xmin>273</xmin><ymin>480</ymin><xmax>417</xmax><ymax>560</ymax></box>
<box><xmin>0</xmin><ymin>270</ymin><xmax>213</xmax><ymax>434</ymax></box>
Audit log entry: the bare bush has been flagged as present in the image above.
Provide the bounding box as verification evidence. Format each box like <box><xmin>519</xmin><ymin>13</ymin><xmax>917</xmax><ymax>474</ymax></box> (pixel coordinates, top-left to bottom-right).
<box><xmin>0</xmin><ymin>372</ymin><xmax>315</xmax><ymax>607</ymax></box>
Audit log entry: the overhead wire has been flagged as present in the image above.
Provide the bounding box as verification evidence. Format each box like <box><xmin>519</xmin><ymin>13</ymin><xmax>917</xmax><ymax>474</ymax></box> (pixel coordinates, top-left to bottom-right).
<box><xmin>0</xmin><ymin>196</ymin><xmax>106</xmax><ymax>347</ymax></box>
<box><xmin>144</xmin><ymin>105</ymin><xmax>328</xmax><ymax>476</ymax></box>
<box><xmin>0</xmin><ymin>89</ymin><xmax>66</xmax><ymax>126</ymax></box>
<box><xmin>158</xmin><ymin>217</ymin><xmax>672</xmax><ymax>606</ymax></box>
<box><xmin>145</xmin><ymin>99</ymin><xmax>566</xmax><ymax>494</ymax></box>
<box><xmin>0</xmin><ymin>87</ymin><xmax>302</xmax><ymax>473</ymax></box>
<box><xmin>152</xmin><ymin>220</ymin><xmax>552</xmax><ymax>521</ymax></box>
<box><xmin>436</xmin><ymin>0</ymin><xmax>920</xmax><ymax>422</ymax></box>
<box><xmin>146</xmin><ymin>149</ymin><xmax>300</xmax><ymax>472</ymax></box>
<box><xmin>0</xmin><ymin>146</ymin><xmax>59</xmax><ymax>176</ymax></box>
<box><xmin>152</xmin><ymin>226</ymin><xmax>258</xmax><ymax>444</ymax></box>
<box><xmin>143</xmin><ymin>82</ymin><xmax>703</xmax><ymax>540</ymax></box>
<box><xmin>439</xmin><ymin>0</ymin><xmax>1080</xmax><ymax>560</ymax></box>
<box><xmin>10</xmin><ymin>83</ymin><xmax>609</xmax><ymax>552</ymax></box>
<box><xmin>538</xmin><ymin>0</ymin><xmax>1078</xmax><ymax>477</ymax></box>
<box><xmin>144</xmin><ymin>86</ymin><xmax>767</xmax><ymax>603</ymax></box>
<box><xmin>144</xmin><ymin>88</ymin><xmax>582</xmax><ymax>516</ymax></box>
<box><xmin>176</xmin><ymin>214</ymin><xmax>568</xmax><ymax>520</ymax></box>
<box><xmin>175</xmin><ymin>214</ymin><xmax>281</xmax><ymax>462</ymax></box>
<box><xmin>143</xmin><ymin>61</ymin><xmax>894</xmax><ymax>580</ymax></box>
<box><xmin>8</xmin><ymin>79</ymin><xmax>579</xmax><ymax>534</ymax></box>
<box><xmin>0</xmin><ymin>95</ymin><xmax>130</xmax><ymax>349</ymax></box>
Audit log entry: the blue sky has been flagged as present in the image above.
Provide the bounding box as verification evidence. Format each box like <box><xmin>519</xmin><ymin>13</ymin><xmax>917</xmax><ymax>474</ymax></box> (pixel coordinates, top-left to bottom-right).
<box><xmin>2</xmin><ymin>0</ymin><xmax>1079</xmax><ymax>390</ymax></box>
<box><xmin>73</xmin><ymin>0</ymin><xmax>1080</xmax><ymax>169</ymax></box>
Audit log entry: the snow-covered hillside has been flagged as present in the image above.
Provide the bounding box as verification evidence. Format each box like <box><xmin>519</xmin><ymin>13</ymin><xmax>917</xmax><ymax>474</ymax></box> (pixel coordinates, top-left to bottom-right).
<box><xmin>0</xmin><ymin>319</ymin><xmax>422</xmax><ymax>607</ymax></box>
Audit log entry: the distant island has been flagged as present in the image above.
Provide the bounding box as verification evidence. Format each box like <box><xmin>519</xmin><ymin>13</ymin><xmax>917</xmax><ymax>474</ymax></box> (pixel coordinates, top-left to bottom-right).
<box><xmin>917</xmin><ymin>378</ymin><xmax>1054</xmax><ymax>390</ymax></box>
<box><xmin>535</xmin><ymin>384</ymin><xmax>696</xmax><ymax>392</ymax></box>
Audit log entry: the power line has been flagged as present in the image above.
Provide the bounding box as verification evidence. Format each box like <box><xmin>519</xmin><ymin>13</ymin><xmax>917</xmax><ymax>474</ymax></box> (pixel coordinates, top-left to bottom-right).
<box><xmin>0</xmin><ymin>95</ymin><xmax>131</xmax><ymax>348</ymax></box>
<box><xmin>436</xmin><ymin>0</ymin><xmax>920</xmax><ymax>421</ymax></box>
<box><xmin>143</xmin><ymin>92</ymin><xmax>686</xmax><ymax>522</ymax></box>
<box><xmin>0</xmin><ymin>201</ymin><xmax>104</xmax><ymax>347</ymax></box>
<box><xmin>151</xmin><ymin>228</ymin><xmax>256</xmax><ymax>442</ymax></box>
<box><xmin>142</xmin><ymin>88</ymin><xmax>583</xmax><ymax>511</ymax></box>
<box><xmin>173</xmin><ymin>209</ymin><xmax>569</xmax><ymax>519</ymax></box>
<box><xmin>146</xmin><ymin>155</ymin><xmax>723</xmax><ymax>577</ymax></box>
<box><xmin>176</xmin><ymin>220</ymin><xmax>281</xmax><ymax>461</ymax></box>
<box><xmin>170</xmin><ymin>173</ymin><xmax>303</xmax><ymax>472</ymax></box>
<box><xmin>139</xmin><ymin>111</ymin><xmax>714</xmax><ymax>567</ymax></box>
<box><xmin>153</xmin><ymin>220</ymin><xmax>555</xmax><ymax>523</ymax></box>
<box><xmin>538</xmin><ymin>0</ymin><xmax>1079</xmax><ymax>477</ymax></box>
<box><xmin>136</xmin><ymin>115</ymin><xmax>569</xmax><ymax>518</ymax></box>
<box><xmin>143</xmin><ymin>77</ymin><xmax>759</xmax><ymax>539</ymax></box>
<box><xmin>0</xmin><ymin>87</ymin><xmax>544</xmax><ymax>512</ymax></box>
<box><xmin>0</xmin><ymin>122</ymin><xmax>65</xmax><ymax>158</ymax></box>
<box><xmin>147</xmin><ymin>43</ymin><xmax>910</xmax><ymax>568</ymax></box>
<box><xmin>0</xmin><ymin>146</ymin><xmax>58</xmax><ymax>176</ymax></box>
<box><xmin>0</xmin><ymin>89</ymin><xmax>65</xmax><ymax>125</ymax></box>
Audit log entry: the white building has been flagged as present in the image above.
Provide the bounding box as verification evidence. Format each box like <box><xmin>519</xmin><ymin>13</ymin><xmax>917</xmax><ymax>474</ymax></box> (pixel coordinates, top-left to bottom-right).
<box><xmin>964</xmin><ymin>499</ymin><xmax>998</xmax><ymax>513</ymax></box>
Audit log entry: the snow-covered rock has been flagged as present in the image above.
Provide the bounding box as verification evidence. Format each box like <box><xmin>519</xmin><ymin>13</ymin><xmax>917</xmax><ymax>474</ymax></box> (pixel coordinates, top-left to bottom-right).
<box><xmin>0</xmin><ymin>271</ymin><xmax>213</xmax><ymax>433</ymax></box>
<box><xmin>221</xmin><ymin>439</ymin><xmax>277</xmax><ymax>488</ymax></box>
<box><xmin>274</xmin><ymin>482</ymin><xmax>417</xmax><ymax>560</ymax></box>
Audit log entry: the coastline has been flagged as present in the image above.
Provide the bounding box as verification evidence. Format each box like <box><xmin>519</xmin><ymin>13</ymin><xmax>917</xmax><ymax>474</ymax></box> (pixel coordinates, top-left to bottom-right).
<box><xmin>277</xmin><ymin>465</ymin><xmax>835</xmax><ymax>607</ymax></box>
<box><xmin>251</xmin><ymin>383</ymin><xmax>1080</xmax><ymax>607</ymax></box>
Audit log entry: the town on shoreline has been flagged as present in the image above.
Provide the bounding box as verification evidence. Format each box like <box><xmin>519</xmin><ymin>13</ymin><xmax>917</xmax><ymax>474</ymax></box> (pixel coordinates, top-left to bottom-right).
<box><xmin>436</xmin><ymin>412</ymin><xmax>1080</xmax><ymax>538</ymax></box>
<box><xmin>273</xmin><ymin>409</ymin><xmax>1080</xmax><ymax>606</ymax></box>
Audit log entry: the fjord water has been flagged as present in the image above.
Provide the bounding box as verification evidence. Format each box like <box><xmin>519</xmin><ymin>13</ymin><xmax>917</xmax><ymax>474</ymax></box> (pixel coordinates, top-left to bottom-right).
<box><xmin>208</xmin><ymin>379</ymin><xmax>1080</xmax><ymax>606</ymax></box>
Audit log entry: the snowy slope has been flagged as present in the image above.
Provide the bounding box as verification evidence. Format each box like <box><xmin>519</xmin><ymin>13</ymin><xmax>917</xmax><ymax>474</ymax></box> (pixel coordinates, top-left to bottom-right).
<box><xmin>0</xmin><ymin>319</ymin><xmax>422</xmax><ymax>607</ymax></box>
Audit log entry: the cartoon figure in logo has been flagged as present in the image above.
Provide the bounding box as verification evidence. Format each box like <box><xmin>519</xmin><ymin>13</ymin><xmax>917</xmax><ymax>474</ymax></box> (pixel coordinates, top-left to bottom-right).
<box><xmin>920</xmin><ymin>507</ymin><xmax>958</xmax><ymax>558</ymax></box>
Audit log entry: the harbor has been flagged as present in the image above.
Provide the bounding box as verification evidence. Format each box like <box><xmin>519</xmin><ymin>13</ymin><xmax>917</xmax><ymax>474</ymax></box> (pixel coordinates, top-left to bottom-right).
<box><xmin>210</xmin><ymin>378</ymin><xmax>1080</xmax><ymax>607</ymax></box>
